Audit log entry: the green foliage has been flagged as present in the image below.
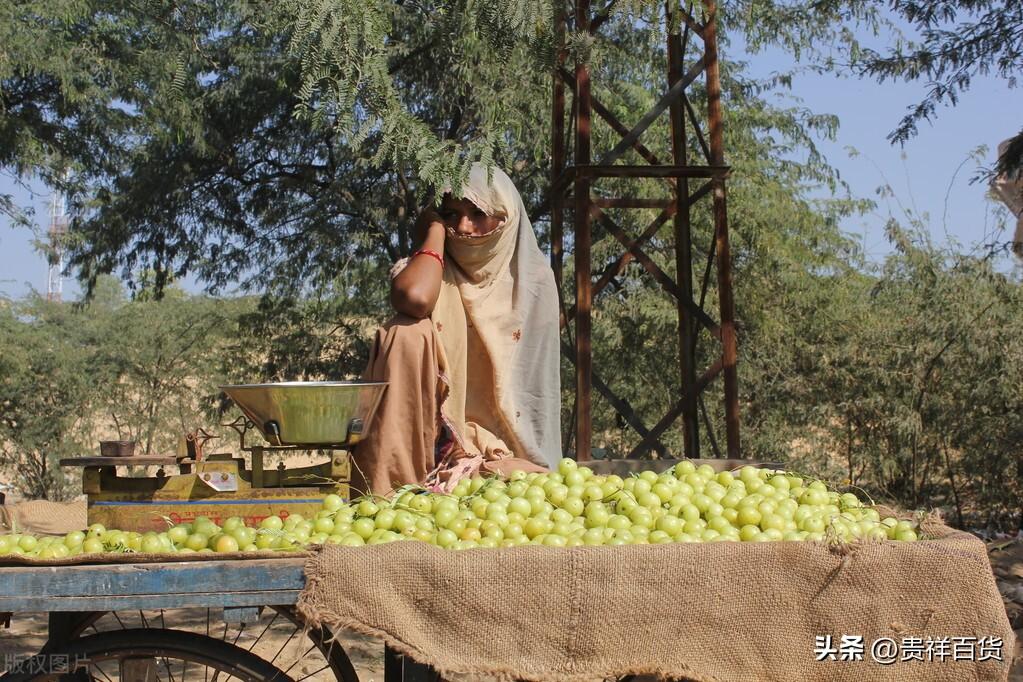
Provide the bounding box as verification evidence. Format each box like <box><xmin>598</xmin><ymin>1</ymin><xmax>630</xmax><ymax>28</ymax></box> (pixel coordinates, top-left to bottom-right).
<box><xmin>848</xmin><ymin>0</ymin><xmax>1021</xmax><ymax>165</ymax></box>
<box><xmin>87</xmin><ymin>279</ymin><xmax>247</xmax><ymax>457</ymax></box>
<box><xmin>0</xmin><ymin>295</ymin><xmax>96</xmax><ymax>499</ymax></box>
<box><xmin>1</xmin><ymin>1</ymin><xmax>1020</xmax><ymax>529</ymax></box>
<box><xmin>778</xmin><ymin>224</ymin><xmax>1023</xmax><ymax>529</ymax></box>
<box><xmin>0</xmin><ymin>275</ymin><xmax>382</xmax><ymax>499</ymax></box>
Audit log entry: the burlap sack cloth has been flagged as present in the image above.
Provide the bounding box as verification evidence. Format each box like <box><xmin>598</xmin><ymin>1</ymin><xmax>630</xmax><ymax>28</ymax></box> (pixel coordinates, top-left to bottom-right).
<box><xmin>0</xmin><ymin>500</ymin><xmax>87</xmax><ymax>535</ymax></box>
<box><xmin>298</xmin><ymin>512</ymin><xmax>1014</xmax><ymax>681</ymax></box>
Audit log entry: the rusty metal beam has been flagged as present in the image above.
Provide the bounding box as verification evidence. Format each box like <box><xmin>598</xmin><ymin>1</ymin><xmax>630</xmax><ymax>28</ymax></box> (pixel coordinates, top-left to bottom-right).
<box><xmin>593</xmin><ymin>207</ymin><xmax>722</xmax><ymax>338</ymax></box>
<box><xmin>598</xmin><ymin>55</ymin><xmax>707</xmax><ymax>166</ymax></box>
<box><xmin>702</xmin><ymin>0</ymin><xmax>741</xmax><ymax>457</ymax></box>
<box><xmin>552</xmin><ymin>0</ymin><xmax>741</xmax><ymax>463</ymax></box>
<box><xmin>687</xmin><ymin>179</ymin><xmax>714</xmax><ymax>206</ymax></box>
<box><xmin>673</xmin><ymin>5</ymin><xmax>706</xmax><ymax>39</ymax></box>
<box><xmin>591</xmin><ymin>198</ymin><xmax>675</xmax><ymax>209</ymax></box>
<box><xmin>682</xmin><ymin>92</ymin><xmax>712</xmax><ymax>164</ymax></box>
<box><xmin>698</xmin><ymin>393</ymin><xmax>722</xmax><ymax>458</ymax></box>
<box><xmin>574</xmin><ymin>164</ymin><xmax>728</xmax><ymax>179</ymax></box>
<box><xmin>558</xmin><ymin>68</ymin><xmax>665</xmax><ymax>167</ymax></box>
<box><xmin>561</xmin><ymin>340</ymin><xmax>671</xmax><ymax>458</ymax></box>
<box><xmin>668</xmin><ymin>3</ymin><xmax>700</xmax><ymax>459</ymax></box>
<box><xmin>627</xmin><ymin>359</ymin><xmax>722</xmax><ymax>458</ymax></box>
<box><xmin>574</xmin><ymin>0</ymin><xmax>593</xmax><ymax>461</ymax></box>
<box><xmin>565</xmin><ymin>206</ymin><xmax>675</xmax><ymax>322</ymax></box>
<box><xmin>627</xmin><ymin>399</ymin><xmax>685</xmax><ymax>460</ymax></box>
<box><xmin>551</xmin><ymin>1</ymin><xmax>568</xmax><ymax>294</ymax></box>
<box><xmin>529</xmin><ymin>166</ymin><xmax>575</xmax><ymax>225</ymax></box>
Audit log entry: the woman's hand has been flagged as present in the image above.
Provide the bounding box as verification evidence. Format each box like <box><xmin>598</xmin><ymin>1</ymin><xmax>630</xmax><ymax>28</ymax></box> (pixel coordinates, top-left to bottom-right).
<box><xmin>413</xmin><ymin>206</ymin><xmax>446</xmax><ymax>245</ymax></box>
<box><xmin>391</xmin><ymin>205</ymin><xmax>447</xmax><ymax>319</ymax></box>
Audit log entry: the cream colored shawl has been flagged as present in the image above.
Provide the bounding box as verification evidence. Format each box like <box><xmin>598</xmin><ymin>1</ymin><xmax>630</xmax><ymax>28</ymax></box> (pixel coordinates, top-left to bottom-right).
<box><xmin>429</xmin><ymin>164</ymin><xmax>562</xmax><ymax>471</ymax></box>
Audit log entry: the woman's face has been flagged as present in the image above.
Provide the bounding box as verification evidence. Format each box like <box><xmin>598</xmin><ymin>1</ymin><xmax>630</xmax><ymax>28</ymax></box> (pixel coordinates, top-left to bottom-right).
<box><xmin>439</xmin><ymin>195</ymin><xmax>503</xmax><ymax>237</ymax></box>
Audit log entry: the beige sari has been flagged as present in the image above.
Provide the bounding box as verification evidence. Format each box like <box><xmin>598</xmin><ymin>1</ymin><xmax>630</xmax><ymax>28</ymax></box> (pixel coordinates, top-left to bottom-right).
<box><xmin>352</xmin><ymin>164</ymin><xmax>561</xmax><ymax>495</ymax></box>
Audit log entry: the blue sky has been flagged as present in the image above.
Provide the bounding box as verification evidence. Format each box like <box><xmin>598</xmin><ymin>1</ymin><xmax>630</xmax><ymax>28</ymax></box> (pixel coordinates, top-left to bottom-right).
<box><xmin>2</xmin><ymin>29</ymin><xmax>1020</xmax><ymax>300</ymax></box>
<box><xmin>733</xmin><ymin>41</ymin><xmax>1021</xmax><ymax>263</ymax></box>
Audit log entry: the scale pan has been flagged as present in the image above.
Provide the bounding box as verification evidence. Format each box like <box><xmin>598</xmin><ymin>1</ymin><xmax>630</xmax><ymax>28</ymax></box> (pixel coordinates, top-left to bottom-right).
<box><xmin>221</xmin><ymin>381</ymin><xmax>387</xmax><ymax>447</ymax></box>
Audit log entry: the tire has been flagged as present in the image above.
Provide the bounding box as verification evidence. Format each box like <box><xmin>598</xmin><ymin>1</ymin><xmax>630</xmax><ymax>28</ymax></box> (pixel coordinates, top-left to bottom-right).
<box><xmin>1</xmin><ymin>627</ymin><xmax>296</xmax><ymax>681</ymax></box>
<box><xmin>40</xmin><ymin>606</ymin><xmax>360</xmax><ymax>682</ymax></box>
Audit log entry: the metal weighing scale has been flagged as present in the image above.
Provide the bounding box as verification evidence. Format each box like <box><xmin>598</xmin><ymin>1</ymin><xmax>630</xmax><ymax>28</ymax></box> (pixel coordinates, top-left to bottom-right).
<box><xmin>60</xmin><ymin>381</ymin><xmax>387</xmax><ymax>533</ymax></box>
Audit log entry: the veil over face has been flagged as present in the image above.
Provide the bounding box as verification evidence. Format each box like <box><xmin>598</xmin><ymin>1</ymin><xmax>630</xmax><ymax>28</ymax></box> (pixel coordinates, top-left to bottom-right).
<box><xmin>429</xmin><ymin>163</ymin><xmax>563</xmax><ymax>474</ymax></box>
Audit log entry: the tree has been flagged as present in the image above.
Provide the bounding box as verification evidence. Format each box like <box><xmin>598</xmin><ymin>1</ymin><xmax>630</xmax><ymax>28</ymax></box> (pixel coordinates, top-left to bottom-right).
<box><xmin>851</xmin><ymin>0</ymin><xmax>1022</xmax><ymax>176</ymax></box>
<box><xmin>0</xmin><ymin>0</ymin><xmax>870</xmax><ymax>457</ymax></box>
<box><xmin>3</xmin><ymin>0</ymin><xmax>1020</xmax><ymax>531</ymax></box>
<box><xmin>0</xmin><ymin>294</ymin><xmax>98</xmax><ymax>499</ymax></box>
<box><xmin>88</xmin><ymin>278</ymin><xmax>251</xmax><ymax>457</ymax></box>
<box><xmin>0</xmin><ymin>0</ymin><xmax>553</xmax><ymax>296</ymax></box>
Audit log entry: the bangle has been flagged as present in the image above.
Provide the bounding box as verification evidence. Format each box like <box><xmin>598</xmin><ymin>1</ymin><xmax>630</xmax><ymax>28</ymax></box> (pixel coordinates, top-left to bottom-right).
<box><xmin>413</xmin><ymin>248</ymin><xmax>445</xmax><ymax>268</ymax></box>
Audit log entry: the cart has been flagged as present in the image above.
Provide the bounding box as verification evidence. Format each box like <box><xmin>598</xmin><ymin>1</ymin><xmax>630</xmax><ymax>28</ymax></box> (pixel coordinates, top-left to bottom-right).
<box><xmin>0</xmin><ymin>556</ymin><xmax>441</xmax><ymax>681</ymax></box>
<box><xmin>0</xmin><ymin>375</ymin><xmax>768</xmax><ymax>681</ymax></box>
<box><xmin>0</xmin><ymin>380</ymin><xmax>432</xmax><ymax>680</ymax></box>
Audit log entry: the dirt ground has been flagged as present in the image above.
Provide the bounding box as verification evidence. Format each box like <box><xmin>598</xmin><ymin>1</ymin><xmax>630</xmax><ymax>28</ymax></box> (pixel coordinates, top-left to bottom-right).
<box><xmin>989</xmin><ymin>539</ymin><xmax>1023</xmax><ymax>681</ymax></box>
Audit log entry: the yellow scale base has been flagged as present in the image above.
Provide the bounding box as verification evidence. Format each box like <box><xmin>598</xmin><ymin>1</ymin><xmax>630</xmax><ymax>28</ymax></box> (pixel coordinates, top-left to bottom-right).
<box><xmin>75</xmin><ymin>450</ymin><xmax>351</xmax><ymax>533</ymax></box>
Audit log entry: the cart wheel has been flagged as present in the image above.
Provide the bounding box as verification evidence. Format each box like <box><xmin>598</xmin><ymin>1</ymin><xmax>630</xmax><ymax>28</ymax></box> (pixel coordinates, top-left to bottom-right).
<box><xmin>54</xmin><ymin>607</ymin><xmax>360</xmax><ymax>682</ymax></box>
<box><xmin>1</xmin><ymin>627</ymin><xmax>294</xmax><ymax>681</ymax></box>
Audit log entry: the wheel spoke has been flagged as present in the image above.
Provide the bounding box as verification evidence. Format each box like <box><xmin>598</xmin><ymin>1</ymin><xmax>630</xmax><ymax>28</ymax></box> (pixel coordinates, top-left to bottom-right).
<box><xmin>66</xmin><ymin>629</ymin><xmax>292</xmax><ymax>681</ymax></box>
<box><xmin>53</xmin><ymin>610</ymin><xmax>350</xmax><ymax>682</ymax></box>
<box><xmin>268</xmin><ymin>624</ymin><xmax>299</xmax><ymax>665</ymax></box>
<box><xmin>294</xmin><ymin>663</ymin><xmax>330</xmax><ymax>681</ymax></box>
<box><xmin>205</xmin><ymin>609</ymin><xmax>211</xmax><ymax>682</ymax></box>
<box><xmin>162</xmin><ymin>653</ymin><xmax>176</xmax><ymax>682</ymax></box>
<box><xmin>279</xmin><ymin>642</ymin><xmax>318</xmax><ymax>677</ymax></box>
<box><xmin>91</xmin><ymin>661</ymin><xmax>114</xmax><ymax>682</ymax></box>
<box><xmin>247</xmin><ymin>611</ymin><xmax>278</xmax><ymax>652</ymax></box>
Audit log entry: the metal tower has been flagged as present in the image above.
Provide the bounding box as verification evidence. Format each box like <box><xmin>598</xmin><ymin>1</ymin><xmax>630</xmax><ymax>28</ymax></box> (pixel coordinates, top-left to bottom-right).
<box><xmin>46</xmin><ymin>188</ymin><xmax>68</xmax><ymax>302</ymax></box>
<box><xmin>549</xmin><ymin>0</ymin><xmax>741</xmax><ymax>461</ymax></box>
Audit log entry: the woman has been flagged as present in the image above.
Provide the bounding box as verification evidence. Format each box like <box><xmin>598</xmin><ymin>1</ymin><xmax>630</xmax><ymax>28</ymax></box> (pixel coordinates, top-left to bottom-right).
<box><xmin>351</xmin><ymin>163</ymin><xmax>562</xmax><ymax>496</ymax></box>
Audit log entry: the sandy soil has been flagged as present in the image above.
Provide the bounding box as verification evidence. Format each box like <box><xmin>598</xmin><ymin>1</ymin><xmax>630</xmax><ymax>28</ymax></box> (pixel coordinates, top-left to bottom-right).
<box><xmin>989</xmin><ymin>540</ymin><xmax>1023</xmax><ymax>681</ymax></box>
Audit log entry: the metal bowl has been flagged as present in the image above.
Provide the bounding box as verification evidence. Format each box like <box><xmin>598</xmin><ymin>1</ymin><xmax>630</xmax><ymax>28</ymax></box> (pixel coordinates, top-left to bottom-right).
<box><xmin>99</xmin><ymin>440</ymin><xmax>137</xmax><ymax>457</ymax></box>
<box><xmin>221</xmin><ymin>381</ymin><xmax>388</xmax><ymax>447</ymax></box>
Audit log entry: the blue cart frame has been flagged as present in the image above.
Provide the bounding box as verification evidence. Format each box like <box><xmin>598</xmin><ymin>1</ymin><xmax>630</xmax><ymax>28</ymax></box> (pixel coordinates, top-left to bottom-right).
<box><xmin>0</xmin><ymin>558</ymin><xmax>439</xmax><ymax>681</ymax></box>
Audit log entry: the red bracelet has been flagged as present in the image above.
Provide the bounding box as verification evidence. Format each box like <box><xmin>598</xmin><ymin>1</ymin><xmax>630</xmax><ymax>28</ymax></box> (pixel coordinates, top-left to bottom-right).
<box><xmin>413</xmin><ymin>248</ymin><xmax>445</xmax><ymax>268</ymax></box>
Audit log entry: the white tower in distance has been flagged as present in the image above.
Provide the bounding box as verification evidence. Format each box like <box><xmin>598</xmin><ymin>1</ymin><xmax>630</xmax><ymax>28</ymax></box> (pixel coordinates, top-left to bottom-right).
<box><xmin>45</xmin><ymin>187</ymin><xmax>68</xmax><ymax>302</ymax></box>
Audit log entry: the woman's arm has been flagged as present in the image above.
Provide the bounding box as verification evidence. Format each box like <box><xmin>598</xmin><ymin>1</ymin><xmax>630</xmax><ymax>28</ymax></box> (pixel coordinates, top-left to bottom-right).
<box><xmin>390</xmin><ymin>209</ymin><xmax>445</xmax><ymax>318</ymax></box>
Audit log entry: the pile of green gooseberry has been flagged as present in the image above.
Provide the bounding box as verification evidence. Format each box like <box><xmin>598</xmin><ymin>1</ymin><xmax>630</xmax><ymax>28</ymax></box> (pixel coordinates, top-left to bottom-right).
<box><xmin>0</xmin><ymin>459</ymin><xmax>920</xmax><ymax>557</ymax></box>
